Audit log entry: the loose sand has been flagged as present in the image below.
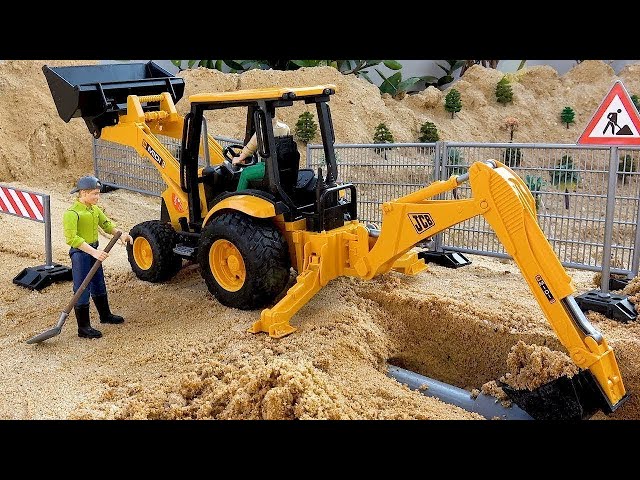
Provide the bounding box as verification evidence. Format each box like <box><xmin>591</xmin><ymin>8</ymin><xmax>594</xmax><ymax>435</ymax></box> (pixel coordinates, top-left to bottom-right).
<box><xmin>1</xmin><ymin>60</ymin><xmax>640</xmax><ymax>420</ymax></box>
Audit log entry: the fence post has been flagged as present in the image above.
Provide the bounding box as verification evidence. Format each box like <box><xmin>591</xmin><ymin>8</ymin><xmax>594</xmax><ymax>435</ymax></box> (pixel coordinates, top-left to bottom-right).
<box><xmin>631</xmin><ymin>186</ymin><xmax>640</xmax><ymax>278</ymax></box>
<box><xmin>44</xmin><ymin>196</ymin><xmax>53</xmax><ymax>268</ymax></box>
<box><xmin>93</xmin><ymin>137</ymin><xmax>98</xmax><ymax>177</ymax></box>
<box><xmin>306</xmin><ymin>143</ymin><xmax>312</xmax><ymax>168</ymax></box>
<box><xmin>600</xmin><ymin>146</ymin><xmax>619</xmax><ymax>295</ymax></box>
<box><xmin>433</xmin><ymin>141</ymin><xmax>444</xmax><ymax>252</ymax></box>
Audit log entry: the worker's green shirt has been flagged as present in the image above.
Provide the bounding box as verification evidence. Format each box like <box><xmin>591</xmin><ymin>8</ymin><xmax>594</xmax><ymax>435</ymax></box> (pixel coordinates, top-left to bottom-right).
<box><xmin>63</xmin><ymin>200</ymin><xmax>116</xmax><ymax>248</ymax></box>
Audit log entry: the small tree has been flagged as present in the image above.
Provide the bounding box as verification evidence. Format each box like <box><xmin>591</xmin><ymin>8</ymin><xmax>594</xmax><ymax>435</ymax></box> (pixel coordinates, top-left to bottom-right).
<box><xmin>294</xmin><ymin>111</ymin><xmax>318</xmax><ymax>144</ymax></box>
<box><xmin>525</xmin><ymin>175</ymin><xmax>545</xmax><ymax>210</ymax></box>
<box><xmin>419</xmin><ymin>121</ymin><xmax>439</xmax><ymax>142</ymax></box>
<box><xmin>503</xmin><ymin>146</ymin><xmax>522</xmax><ymax>168</ymax></box>
<box><xmin>495</xmin><ymin>76</ymin><xmax>514</xmax><ymax>106</ymax></box>
<box><xmin>549</xmin><ymin>154</ymin><xmax>580</xmax><ymax>209</ymax></box>
<box><xmin>503</xmin><ymin>116</ymin><xmax>519</xmax><ymax>142</ymax></box>
<box><xmin>618</xmin><ymin>154</ymin><xmax>638</xmax><ymax>185</ymax></box>
<box><xmin>373</xmin><ymin>123</ymin><xmax>394</xmax><ymax>156</ymax></box>
<box><xmin>560</xmin><ymin>107</ymin><xmax>575</xmax><ymax>129</ymax></box>
<box><xmin>631</xmin><ymin>94</ymin><xmax>640</xmax><ymax>112</ymax></box>
<box><xmin>444</xmin><ymin>88</ymin><xmax>462</xmax><ymax>118</ymax></box>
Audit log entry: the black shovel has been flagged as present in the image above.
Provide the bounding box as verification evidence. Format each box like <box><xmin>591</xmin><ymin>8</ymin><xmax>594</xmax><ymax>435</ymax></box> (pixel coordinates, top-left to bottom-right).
<box><xmin>26</xmin><ymin>231</ymin><xmax>122</xmax><ymax>344</ymax></box>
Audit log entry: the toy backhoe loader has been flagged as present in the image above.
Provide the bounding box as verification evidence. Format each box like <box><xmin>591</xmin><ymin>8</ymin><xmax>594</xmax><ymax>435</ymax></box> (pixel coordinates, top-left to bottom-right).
<box><xmin>43</xmin><ymin>61</ymin><xmax>629</xmax><ymax>419</ymax></box>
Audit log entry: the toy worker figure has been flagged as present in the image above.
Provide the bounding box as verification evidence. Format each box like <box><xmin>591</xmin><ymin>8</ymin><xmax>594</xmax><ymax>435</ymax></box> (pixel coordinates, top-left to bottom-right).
<box><xmin>233</xmin><ymin>117</ymin><xmax>290</xmax><ymax>191</ymax></box>
<box><xmin>63</xmin><ymin>175</ymin><xmax>133</xmax><ymax>339</ymax></box>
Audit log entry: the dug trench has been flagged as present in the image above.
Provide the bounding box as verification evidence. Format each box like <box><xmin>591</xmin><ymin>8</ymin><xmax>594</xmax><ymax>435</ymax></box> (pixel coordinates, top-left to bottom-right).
<box><xmin>348</xmin><ymin>263</ymin><xmax>640</xmax><ymax>420</ymax></box>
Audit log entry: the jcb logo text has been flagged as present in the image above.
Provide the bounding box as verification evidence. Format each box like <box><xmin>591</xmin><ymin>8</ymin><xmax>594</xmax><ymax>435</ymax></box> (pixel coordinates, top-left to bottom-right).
<box><xmin>408</xmin><ymin>213</ymin><xmax>435</xmax><ymax>234</ymax></box>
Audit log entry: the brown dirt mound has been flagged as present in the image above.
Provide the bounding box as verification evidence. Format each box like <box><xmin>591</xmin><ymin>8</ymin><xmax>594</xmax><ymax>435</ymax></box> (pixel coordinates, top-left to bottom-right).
<box><xmin>501</xmin><ymin>341</ymin><xmax>579</xmax><ymax>391</ymax></box>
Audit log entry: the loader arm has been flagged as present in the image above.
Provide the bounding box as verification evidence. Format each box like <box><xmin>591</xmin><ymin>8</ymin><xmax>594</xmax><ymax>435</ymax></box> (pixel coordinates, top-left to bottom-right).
<box><xmin>98</xmin><ymin>93</ymin><xmax>225</xmax><ymax>225</ymax></box>
<box><xmin>360</xmin><ymin>160</ymin><xmax>626</xmax><ymax>410</ymax></box>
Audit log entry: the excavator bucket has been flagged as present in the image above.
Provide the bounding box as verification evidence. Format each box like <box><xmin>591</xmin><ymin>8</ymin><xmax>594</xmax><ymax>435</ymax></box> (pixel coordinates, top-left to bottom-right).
<box><xmin>501</xmin><ymin>370</ymin><xmax>623</xmax><ymax>420</ymax></box>
<box><xmin>42</xmin><ymin>61</ymin><xmax>185</xmax><ymax>138</ymax></box>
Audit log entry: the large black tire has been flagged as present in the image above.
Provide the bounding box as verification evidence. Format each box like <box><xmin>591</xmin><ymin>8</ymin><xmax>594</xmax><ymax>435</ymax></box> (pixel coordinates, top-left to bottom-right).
<box><xmin>198</xmin><ymin>211</ymin><xmax>291</xmax><ymax>310</ymax></box>
<box><xmin>127</xmin><ymin>220</ymin><xmax>183</xmax><ymax>282</ymax></box>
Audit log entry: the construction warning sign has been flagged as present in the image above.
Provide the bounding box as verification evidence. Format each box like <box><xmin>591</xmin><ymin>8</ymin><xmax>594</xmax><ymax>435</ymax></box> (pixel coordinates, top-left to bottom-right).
<box><xmin>577</xmin><ymin>80</ymin><xmax>640</xmax><ymax>145</ymax></box>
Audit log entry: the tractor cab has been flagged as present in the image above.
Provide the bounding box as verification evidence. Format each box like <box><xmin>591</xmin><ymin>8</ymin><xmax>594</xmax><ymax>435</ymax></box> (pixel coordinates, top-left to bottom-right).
<box><xmin>183</xmin><ymin>85</ymin><xmax>357</xmax><ymax>233</ymax></box>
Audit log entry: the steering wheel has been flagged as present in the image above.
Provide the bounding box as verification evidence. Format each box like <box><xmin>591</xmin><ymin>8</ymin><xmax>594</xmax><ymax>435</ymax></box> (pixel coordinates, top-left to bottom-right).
<box><xmin>223</xmin><ymin>144</ymin><xmax>244</xmax><ymax>163</ymax></box>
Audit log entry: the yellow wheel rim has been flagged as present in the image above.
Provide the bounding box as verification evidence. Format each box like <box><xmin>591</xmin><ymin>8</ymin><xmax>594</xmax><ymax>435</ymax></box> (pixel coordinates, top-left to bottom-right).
<box><xmin>133</xmin><ymin>236</ymin><xmax>153</xmax><ymax>270</ymax></box>
<box><xmin>210</xmin><ymin>239</ymin><xmax>246</xmax><ymax>292</ymax></box>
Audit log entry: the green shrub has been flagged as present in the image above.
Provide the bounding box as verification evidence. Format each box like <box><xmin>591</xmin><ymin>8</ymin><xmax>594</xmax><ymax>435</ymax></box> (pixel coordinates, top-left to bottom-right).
<box><xmin>444</xmin><ymin>88</ymin><xmax>462</xmax><ymax>118</ymax></box>
<box><xmin>294</xmin><ymin>111</ymin><xmax>318</xmax><ymax>144</ymax></box>
<box><xmin>373</xmin><ymin>122</ymin><xmax>394</xmax><ymax>144</ymax></box>
<box><xmin>495</xmin><ymin>76</ymin><xmax>513</xmax><ymax>106</ymax></box>
<box><xmin>419</xmin><ymin>121</ymin><xmax>439</xmax><ymax>142</ymax></box>
<box><xmin>560</xmin><ymin>107</ymin><xmax>575</xmax><ymax>128</ymax></box>
<box><xmin>373</xmin><ymin>122</ymin><xmax>394</xmax><ymax>156</ymax></box>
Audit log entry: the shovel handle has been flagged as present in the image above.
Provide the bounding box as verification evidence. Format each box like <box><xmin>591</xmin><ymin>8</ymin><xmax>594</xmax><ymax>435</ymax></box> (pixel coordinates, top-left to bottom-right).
<box><xmin>63</xmin><ymin>231</ymin><xmax>122</xmax><ymax>315</ymax></box>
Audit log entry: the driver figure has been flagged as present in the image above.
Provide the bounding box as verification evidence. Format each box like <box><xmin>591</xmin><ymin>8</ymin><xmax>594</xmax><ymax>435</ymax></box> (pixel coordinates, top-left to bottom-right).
<box><xmin>233</xmin><ymin>117</ymin><xmax>290</xmax><ymax>191</ymax></box>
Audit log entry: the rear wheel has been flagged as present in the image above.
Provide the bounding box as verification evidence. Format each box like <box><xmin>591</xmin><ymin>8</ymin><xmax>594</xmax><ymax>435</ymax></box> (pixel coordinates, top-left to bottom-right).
<box><xmin>198</xmin><ymin>211</ymin><xmax>291</xmax><ymax>310</ymax></box>
<box><xmin>127</xmin><ymin>220</ymin><xmax>183</xmax><ymax>282</ymax></box>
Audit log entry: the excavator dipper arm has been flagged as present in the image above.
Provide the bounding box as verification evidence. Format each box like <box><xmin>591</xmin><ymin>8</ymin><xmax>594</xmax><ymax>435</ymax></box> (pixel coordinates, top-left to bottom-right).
<box><xmin>360</xmin><ymin>160</ymin><xmax>627</xmax><ymax>413</ymax></box>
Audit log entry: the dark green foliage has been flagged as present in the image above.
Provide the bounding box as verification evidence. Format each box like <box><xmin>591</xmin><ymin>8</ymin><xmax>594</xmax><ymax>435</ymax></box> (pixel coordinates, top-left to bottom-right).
<box><xmin>549</xmin><ymin>154</ymin><xmax>580</xmax><ymax>209</ymax></box>
<box><xmin>444</xmin><ymin>89</ymin><xmax>462</xmax><ymax>118</ymax></box>
<box><xmin>495</xmin><ymin>76</ymin><xmax>513</xmax><ymax>106</ymax></box>
<box><xmin>373</xmin><ymin>123</ymin><xmax>394</xmax><ymax>156</ymax></box>
<box><xmin>373</xmin><ymin>123</ymin><xmax>394</xmax><ymax>144</ymax></box>
<box><xmin>560</xmin><ymin>107</ymin><xmax>575</xmax><ymax>128</ymax></box>
<box><xmin>422</xmin><ymin>60</ymin><xmax>466</xmax><ymax>90</ymax></box>
<box><xmin>618</xmin><ymin>154</ymin><xmax>638</xmax><ymax>185</ymax></box>
<box><xmin>294</xmin><ymin>111</ymin><xmax>318</xmax><ymax>144</ymax></box>
<box><xmin>503</xmin><ymin>147</ymin><xmax>522</xmax><ymax>168</ymax></box>
<box><xmin>631</xmin><ymin>95</ymin><xmax>640</xmax><ymax>112</ymax></box>
<box><xmin>446</xmin><ymin>148</ymin><xmax>466</xmax><ymax>199</ymax></box>
<box><xmin>419</xmin><ymin>121</ymin><xmax>439</xmax><ymax>142</ymax></box>
<box><xmin>375</xmin><ymin>70</ymin><xmax>425</xmax><ymax>98</ymax></box>
<box><xmin>525</xmin><ymin>175</ymin><xmax>545</xmax><ymax>210</ymax></box>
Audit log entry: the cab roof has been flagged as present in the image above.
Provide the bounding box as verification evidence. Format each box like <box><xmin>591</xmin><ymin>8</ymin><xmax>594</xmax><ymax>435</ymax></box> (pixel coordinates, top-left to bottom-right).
<box><xmin>189</xmin><ymin>84</ymin><xmax>337</xmax><ymax>104</ymax></box>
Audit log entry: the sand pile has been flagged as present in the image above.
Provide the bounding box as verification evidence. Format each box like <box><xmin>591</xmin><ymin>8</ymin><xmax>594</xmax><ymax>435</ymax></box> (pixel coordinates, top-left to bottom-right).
<box><xmin>2</xmin><ymin>59</ymin><xmax>640</xmax><ymax>420</ymax></box>
<box><xmin>500</xmin><ymin>341</ymin><xmax>579</xmax><ymax>391</ymax></box>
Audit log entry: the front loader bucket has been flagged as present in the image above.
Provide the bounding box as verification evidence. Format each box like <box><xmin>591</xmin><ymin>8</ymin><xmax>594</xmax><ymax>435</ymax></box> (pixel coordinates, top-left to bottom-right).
<box><xmin>42</xmin><ymin>61</ymin><xmax>185</xmax><ymax>138</ymax></box>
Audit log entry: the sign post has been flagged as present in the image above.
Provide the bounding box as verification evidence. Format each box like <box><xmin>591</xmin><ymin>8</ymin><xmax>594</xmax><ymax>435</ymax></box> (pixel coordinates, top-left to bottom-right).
<box><xmin>574</xmin><ymin>80</ymin><xmax>638</xmax><ymax>323</ymax></box>
<box><xmin>0</xmin><ymin>184</ymin><xmax>72</xmax><ymax>290</ymax></box>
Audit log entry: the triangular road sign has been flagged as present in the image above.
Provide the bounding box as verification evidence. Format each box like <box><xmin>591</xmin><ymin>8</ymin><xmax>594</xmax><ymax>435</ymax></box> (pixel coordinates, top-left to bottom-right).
<box><xmin>577</xmin><ymin>80</ymin><xmax>640</xmax><ymax>145</ymax></box>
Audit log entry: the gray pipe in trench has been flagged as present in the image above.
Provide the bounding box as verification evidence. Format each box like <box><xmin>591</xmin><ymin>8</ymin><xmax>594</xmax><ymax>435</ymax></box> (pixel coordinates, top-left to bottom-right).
<box><xmin>387</xmin><ymin>365</ymin><xmax>533</xmax><ymax>420</ymax></box>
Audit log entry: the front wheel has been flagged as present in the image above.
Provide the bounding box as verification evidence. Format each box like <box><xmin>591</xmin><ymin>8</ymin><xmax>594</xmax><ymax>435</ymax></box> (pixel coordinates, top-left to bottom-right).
<box><xmin>198</xmin><ymin>211</ymin><xmax>291</xmax><ymax>310</ymax></box>
<box><xmin>127</xmin><ymin>220</ymin><xmax>183</xmax><ymax>282</ymax></box>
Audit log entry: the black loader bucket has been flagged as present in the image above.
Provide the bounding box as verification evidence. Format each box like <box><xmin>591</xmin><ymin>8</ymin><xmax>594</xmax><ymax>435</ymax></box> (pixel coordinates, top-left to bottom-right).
<box><xmin>42</xmin><ymin>61</ymin><xmax>185</xmax><ymax>138</ymax></box>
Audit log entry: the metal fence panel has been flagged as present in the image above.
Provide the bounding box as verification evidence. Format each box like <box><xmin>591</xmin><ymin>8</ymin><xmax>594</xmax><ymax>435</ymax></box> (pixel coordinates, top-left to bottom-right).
<box><xmin>94</xmin><ymin>135</ymin><xmax>242</xmax><ymax>197</ymax></box>
<box><xmin>96</xmin><ymin>137</ymin><xmax>640</xmax><ymax>277</ymax></box>
<box><xmin>308</xmin><ymin>142</ymin><xmax>640</xmax><ymax>277</ymax></box>
<box><xmin>307</xmin><ymin>143</ymin><xmax>438</xmax><ymax>225</ymax></box>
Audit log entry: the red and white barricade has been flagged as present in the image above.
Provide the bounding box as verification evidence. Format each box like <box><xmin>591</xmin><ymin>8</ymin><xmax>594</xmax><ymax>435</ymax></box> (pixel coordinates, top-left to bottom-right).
<box><xmin>0</xmin><ymin>184</ymin><xmax>72</xmax><ymax>290</ymax></box>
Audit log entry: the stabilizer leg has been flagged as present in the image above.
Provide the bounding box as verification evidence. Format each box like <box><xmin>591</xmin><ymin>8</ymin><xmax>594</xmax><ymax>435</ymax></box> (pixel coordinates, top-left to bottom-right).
<box><xmin>249</xmin><ymin>258</ymin><xmax>323</xmax><ymax>338</ymax></box>
<box><xmin>391</xmin><ymin>251</ymin><xmax>428</xmax><ymax>275</ymax></box>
